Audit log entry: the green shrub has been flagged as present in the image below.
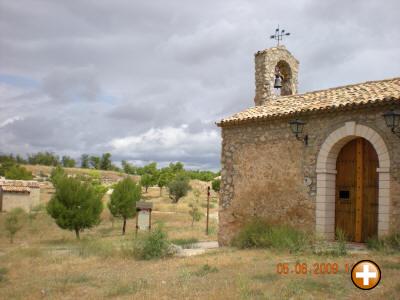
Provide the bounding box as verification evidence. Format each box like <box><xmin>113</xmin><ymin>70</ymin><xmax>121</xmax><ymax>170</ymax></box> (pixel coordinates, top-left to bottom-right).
<box><xmin>132</xmin><ymin>225</ymin><xmax>171</xmax><ymax>260</ymax></box>
<box><xmin>4</xmin><ymin>208</ymin><xmax>27</xmax><ymax>243</ymax></box>
<box><xmin>211</xmin><ymin>179</ymin><xmax>220</xmax><ymax>192</ymax></box>
<box><xmin>232</xmin><ymin>219</ymin><xmax>311</xmax><ymax>253</ymax></box>
<box><xmin>189</xmin><ymin>205</ymin><xmax>202</xmax><ymax>227</ymax></box>
<box><xmin>4</xmin><ymin>165</ymin><xmax>33</xmax><ymax>180</ymax></box>
<box><xmin>168</xmin><ymin>179</ymin><xmax>190</xmax><ymax>203</ymax></box>
<box><xmin>367</xmin><ymin>233</ymin><xmax>400</xmax><ymax>253</ymax></box>
<box><xmin>334</xmin><ymin>228</ymin><xmax>347</xmax><ymax>256</ymax></box>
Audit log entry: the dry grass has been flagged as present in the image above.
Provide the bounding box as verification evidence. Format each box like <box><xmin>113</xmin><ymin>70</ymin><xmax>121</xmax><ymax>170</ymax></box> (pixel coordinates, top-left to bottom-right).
<box><xmin>0</xmin><ymin>187</ymin><xmax>399</xmax><ymax>299</ymax></box>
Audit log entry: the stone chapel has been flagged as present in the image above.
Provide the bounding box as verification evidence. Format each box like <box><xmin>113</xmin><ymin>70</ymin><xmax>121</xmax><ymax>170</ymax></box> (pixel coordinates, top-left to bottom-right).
<box><xmin>217</xmin><ymin>45</ymin><xmax>400</xmax><ymax>246</ymax></box>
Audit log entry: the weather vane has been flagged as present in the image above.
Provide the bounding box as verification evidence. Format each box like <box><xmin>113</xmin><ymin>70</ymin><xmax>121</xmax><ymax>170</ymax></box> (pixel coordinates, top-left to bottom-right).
<box><xmin>270</xmin><ymin>25</ymin><xmax>290</xmax><ymax>46</ymax></box>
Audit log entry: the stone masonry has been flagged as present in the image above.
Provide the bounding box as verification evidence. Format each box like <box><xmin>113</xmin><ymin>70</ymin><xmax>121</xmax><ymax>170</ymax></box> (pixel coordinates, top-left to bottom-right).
<box><xmin>254</xmin><ymin>46</ymin><xmax>299</xmax><ymax>106</ymax></box>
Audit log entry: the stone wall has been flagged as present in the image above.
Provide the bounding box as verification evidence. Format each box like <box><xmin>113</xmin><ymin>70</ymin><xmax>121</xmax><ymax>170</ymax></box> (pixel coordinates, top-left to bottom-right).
<box><xmin>1</xmin><ymin>189</ymin><xmax>40</xmax><ymax>212</ymax></box>
<box><xmin>219</xmin><ymin>105</ymin><xmax>400</xmax><ymax>245</ymax></box>
<box><xmin>254</xmin><ymin>46</ymin><xmax>299</xmax><ymax>106</ymax></box>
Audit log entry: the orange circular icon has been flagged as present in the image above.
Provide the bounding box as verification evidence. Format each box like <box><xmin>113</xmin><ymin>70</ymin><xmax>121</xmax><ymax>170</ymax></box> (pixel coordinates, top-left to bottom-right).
<box><xmin>351</xmin><ymin>260</ymin><xmax>381</xmax><ymax>290</ymax></box>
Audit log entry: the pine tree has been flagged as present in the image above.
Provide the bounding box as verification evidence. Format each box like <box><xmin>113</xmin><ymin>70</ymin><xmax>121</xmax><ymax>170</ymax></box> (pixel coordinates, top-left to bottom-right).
<box><xmin>47</xmin><ymin>176</ymin><xmax>103</xmax><ymax>239</ymax></box>
<box><xmin>108</xmin><ymin>177</ymin><xmax>141</xmax><ymax>235</ymax></box>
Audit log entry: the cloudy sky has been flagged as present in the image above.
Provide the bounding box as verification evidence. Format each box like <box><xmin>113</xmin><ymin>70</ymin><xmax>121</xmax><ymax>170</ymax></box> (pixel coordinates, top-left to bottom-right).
<box><xmin>0</xmin><ymin>1</ymin><xmax>399</xmax><ymax>170</ymax></box>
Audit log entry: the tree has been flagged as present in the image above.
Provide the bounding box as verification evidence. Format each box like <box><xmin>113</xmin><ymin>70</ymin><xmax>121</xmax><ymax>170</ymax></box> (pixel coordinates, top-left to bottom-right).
<box><xmin>47</xmin><ymin>176</ymin><xmax>103</xmax><ymax>239</ymax></box>
<box><xmin>50</xmin><ymin>165</ymin><xmax>65</xmax><ymax>187</ymax></box>
<box><xmin>189</xmin><ymin>205</ymin><xmax>202</xmax><ymax>227</ymax></box>
<box><xmin>122</xmin><ymin>160</ymin><xmax>137</xmax><ymax>175</ymax></box>
<box><xmin>100</xmin><ymin>153</ymin><xmax>112</xmax><ymax>170</ymax></box>
<box><xmin>108</xmin><ymin>177</ymin><xmax>141</xmax><ymax>235</ymax></box>
<box><xmin>168</xmin><ymin>179</ymin><xmax>190</xmax><ymax>203</ymax></box>
<box><xmin>90</xmin><ymin>156</ymin><xmax>101</xmax><ymax>169</ymax></box>
<box><xmin>189</xmin><ymin>189</ymin><xmax>202</xmax><ymax>226</ymax></box>
<box><xmin>211</xmin><ymin>179</ymin><xmax>221</xmax><ymax>192</ymax></box>
<box><xmin>157</xmin><ymin>173</ymin><xmax>169</xmax><ymax>196</ymax></box>
<box><xmin>28</xmin><ymin>152</ymin><xmax>60</xmax><ymax>166</ymax></box>
<box><xmin>137</xmin><ymin>162</ymin><xmax>158</xmax><ymax>176</ymax></box>
<box><xmin>81</xmin><ymin>154</ymin><xmax>90</xmax><ymax>168</ymax></box>
<box><xmin>5</xmin><ymin>208</ymin><xmax>26</xmax><ymax>243</ymax></box>
<box><xmin>140</xmin><ymin>174</ymin><xmax>153</xmax><ymax>193</ymax></box>
<box><xmin>62</xmin><ymin>155</ymin><xmax>76</xmax><ymax>168</ymax></box>
<box><xmin>169</xmin><ymin>162</ymin><xmax>184</xmax><ymax>173</ymax></box>
<box><xmin>4</xmin><ymin>165</ymin><xmax>33</xmax><ymax>180</ymax></box>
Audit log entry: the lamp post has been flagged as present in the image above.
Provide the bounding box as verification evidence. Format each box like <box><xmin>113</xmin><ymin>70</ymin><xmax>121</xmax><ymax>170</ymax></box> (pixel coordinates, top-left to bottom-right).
<box><xmin>289</xmin><ymin>119</ymin><xmax>308</xmax><ymax>145</ymax></box>
<box><xmin>383</xmin><ymin>110</ymin><xmax>400</xmax><ymax>137</ymax></box>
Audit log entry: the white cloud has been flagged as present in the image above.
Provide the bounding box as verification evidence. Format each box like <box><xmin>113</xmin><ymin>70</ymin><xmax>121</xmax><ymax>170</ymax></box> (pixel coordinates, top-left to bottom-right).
<box><xmin>109</xmin><ymin>125</ymin><xmax>219</xmax><ymax>159</ymax></box>
<box><xmin>0</xmin><ymin>116</ymin><xmax>23</xmax><ymax>129</ymax></box>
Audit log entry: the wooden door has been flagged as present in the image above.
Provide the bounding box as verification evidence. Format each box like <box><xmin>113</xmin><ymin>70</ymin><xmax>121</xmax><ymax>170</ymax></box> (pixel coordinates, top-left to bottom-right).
<box><xmin>335</xmin><ymin>138</ymin><xmax>378</xmax><ymax>242</ymax></box>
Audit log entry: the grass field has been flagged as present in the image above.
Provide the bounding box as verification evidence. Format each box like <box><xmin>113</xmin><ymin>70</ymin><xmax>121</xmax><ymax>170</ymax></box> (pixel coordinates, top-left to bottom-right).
<box><xmin>0</xmin><ymin>185</ymin><xmax>399</xmax><ymax>299</ymax></box>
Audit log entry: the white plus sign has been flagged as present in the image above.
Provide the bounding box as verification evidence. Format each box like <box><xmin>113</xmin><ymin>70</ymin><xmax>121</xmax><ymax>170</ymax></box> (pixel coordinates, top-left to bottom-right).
<box><xmin>356</xmin><ymin>264</ymin><xmax>377</xmax><ymax>286</ymax></box>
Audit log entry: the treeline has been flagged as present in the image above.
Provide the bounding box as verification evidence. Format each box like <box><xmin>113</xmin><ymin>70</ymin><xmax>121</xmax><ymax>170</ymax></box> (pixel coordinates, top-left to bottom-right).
<box><xmin>121</xmin><ymin>161</ymin><xmax>219</xmax><ymax>182</ymax></box>
<box><xmin>0</xmin><ymin>153</ymin><xmax>220</xmax><ymax>182</ymax></box>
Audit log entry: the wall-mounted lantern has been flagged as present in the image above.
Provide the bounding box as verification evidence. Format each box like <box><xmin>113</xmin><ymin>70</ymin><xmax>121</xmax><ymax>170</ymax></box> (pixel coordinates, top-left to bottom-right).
<box><xmin>383</xmin><ymin>110</ymin><xmax>400</xmax><ymax>137</ymax></box>
<box><xmin>289</xmin><ymin>119</ymin><xmax>308</xmax><ymax>145</ymax></box>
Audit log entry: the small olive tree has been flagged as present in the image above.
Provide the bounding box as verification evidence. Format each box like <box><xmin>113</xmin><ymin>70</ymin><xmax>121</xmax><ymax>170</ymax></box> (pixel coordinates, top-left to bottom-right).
<box><xmin>168</xmin><ymin>179</ymin><xmax>190</xmax><ymax>203</ymax></box>
<box><xmin>189</xmin><ymin>205</ymin><xmax>202</xmax><ymax>227</ymax></box>
<box><xmin>108</xmin><ymin>177</ymin><xmax>141</xmax><ymax>235</ymax></box>
<box><xmin>47</xmin><ymin>176</ymin><xmax>103</xmax><ymax>239</ymax></box>
<box><xmin>5</xmin><ymin>208</ymin><xmax>26</xmax><ymax>243</ymax></box>
<box><xmin>157</xmin><ymin>173</ymin><xmax>169</xmax><ymax>196</ymax></box>
<box><xmin>140</xmin><ymin>174</ymin><xmax>153</xmax><ymax>193</ymax></box>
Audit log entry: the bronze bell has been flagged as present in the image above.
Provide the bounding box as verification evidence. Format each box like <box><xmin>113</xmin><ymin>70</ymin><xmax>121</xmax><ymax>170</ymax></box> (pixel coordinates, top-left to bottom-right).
<box><xmin>274</xmin><ymin>74</ymin><xmax>282</xmax><ymax>89</ymax></box>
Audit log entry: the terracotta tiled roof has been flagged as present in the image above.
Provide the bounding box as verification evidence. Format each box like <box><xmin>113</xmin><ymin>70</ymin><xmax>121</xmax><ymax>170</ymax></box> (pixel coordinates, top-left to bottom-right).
<box><xmin>0</xmin><ymin>185</ymin><xmax>31</xmax><ymax>193</ymax></box>
<box><xmin>218</xmin><ymin>77</ymin><xmax>400</xmax><ymax>126</ymax></box>
<box><xmin>0</xmin><ymin>180</ymin><xmax>40</xmax><ymax>189</ymax></box>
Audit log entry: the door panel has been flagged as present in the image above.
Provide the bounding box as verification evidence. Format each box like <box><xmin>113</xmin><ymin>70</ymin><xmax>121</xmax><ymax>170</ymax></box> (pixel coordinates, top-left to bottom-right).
<box><xmin>335</xmin><ymin>138</ymin><xmax>379</xmax><ymax>242</ymax></box>
<box><xmin>362</xmin><ymin>140</ymin><xmax>379</xmax><ymax>241</ymax></box>
<box><xmin>335</xmin><ymin>139</ymin><xmax>357</xmax><ymax>241</ymax></box>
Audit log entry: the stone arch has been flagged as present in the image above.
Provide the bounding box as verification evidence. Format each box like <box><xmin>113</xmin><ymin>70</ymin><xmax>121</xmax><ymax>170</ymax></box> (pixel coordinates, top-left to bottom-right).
<box><xmin>276</xmin><ymin>60</ymin><xmax>293</xmax><ymax>96</ymax></box>
<box><xmin>315</xmin><ymin>121</ymin><xmax>390</xmax><ymax>240</ymax></box>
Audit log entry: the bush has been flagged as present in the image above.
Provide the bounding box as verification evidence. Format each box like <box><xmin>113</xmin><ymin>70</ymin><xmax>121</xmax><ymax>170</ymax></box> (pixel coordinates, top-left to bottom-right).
<box><xmin>189</xmin><ymin>205</ymin><xmax>202</xmax><ymax>227</ymax></box>
<box><xmin>367</xmin><ymin>233</ymin><xmax>400</xmax><ymax>253</ymax></box>
<box><xmin>168</xmin><ymin>179</ymin><xmax>190</xmax><ymax>203</ymax></box>
<box><xmin>47</xmin><ymin>176</ymin><xmax>103</xmax><ymax>239</ymax></box>
<box><xmin>132</xmin><ymin>225</ymin><xmax>171</xmax><ymax>260</ymax></box>
<box><xmin>4</xmin><ymin>208</ymin><xmax>26</xmax><ymax>243</ymax></box>
<box><xmin>4</xmin><ymin>165</ymin><xmax>33</xmax><ymax>180</ymax></box>
<box><xmin>211</xmin><ymin>179</ymin><xmax>220</xmax><ymax>192</ymax></box>
<box><xmin>232</xmin><ymin>219</ymin><xmax>311</xmax><ymax>253</ymax></box>
<box><xmin>334</xmin><ymin>228</ymin><xmax>347</xmax><ymax>256</ymax></box>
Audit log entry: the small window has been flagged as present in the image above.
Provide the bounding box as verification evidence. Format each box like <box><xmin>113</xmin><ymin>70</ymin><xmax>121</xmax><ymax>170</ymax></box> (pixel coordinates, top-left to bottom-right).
<box><xmin>339</xmin><ymin>190</ymin><xmax>350</xmax><ymax>199</ymax></box>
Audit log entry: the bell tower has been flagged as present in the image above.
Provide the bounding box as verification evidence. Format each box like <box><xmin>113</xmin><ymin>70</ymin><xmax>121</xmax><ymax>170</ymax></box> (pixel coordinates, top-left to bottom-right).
<box><xmin>254</xmin><ymin>45</ymin><xmax>299</xmax><ymax>106</ymax></box>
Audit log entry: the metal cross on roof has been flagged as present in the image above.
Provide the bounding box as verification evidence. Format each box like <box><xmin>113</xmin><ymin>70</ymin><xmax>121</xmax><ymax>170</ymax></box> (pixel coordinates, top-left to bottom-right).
<box><xmin>270</xmin><ymin>25</ymin><xmax>290</xmax><ymax>46</ymax></box>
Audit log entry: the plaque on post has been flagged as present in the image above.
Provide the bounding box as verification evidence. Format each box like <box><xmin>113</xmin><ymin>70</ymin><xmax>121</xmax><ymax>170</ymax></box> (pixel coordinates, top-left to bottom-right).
<box><xmin>136</xmin><ymin>201</ymin><xmax>153</xmax><ymax>233</ymax></box>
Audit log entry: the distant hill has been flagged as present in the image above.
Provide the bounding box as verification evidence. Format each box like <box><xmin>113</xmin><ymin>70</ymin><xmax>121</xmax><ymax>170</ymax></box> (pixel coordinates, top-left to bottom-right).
<box><xmin>24</xmin><ymin>164</ymin><xmax>139</xmax><ymax>185</ymax></box>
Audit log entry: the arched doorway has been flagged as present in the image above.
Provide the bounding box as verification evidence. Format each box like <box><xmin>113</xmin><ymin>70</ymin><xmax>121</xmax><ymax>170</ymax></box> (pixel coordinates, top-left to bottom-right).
<box><xmin>335</xmin><ymin>138</ymin><xmax>379</xmax><ymax>242</ymax></box>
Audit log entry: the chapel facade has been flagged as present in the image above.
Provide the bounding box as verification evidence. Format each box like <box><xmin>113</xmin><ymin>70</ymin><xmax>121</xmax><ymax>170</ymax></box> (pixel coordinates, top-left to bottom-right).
<box><xmin>217</xmin><ymin>45</ymin><xmax>400</xmax><ymax>245</ymax></box>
